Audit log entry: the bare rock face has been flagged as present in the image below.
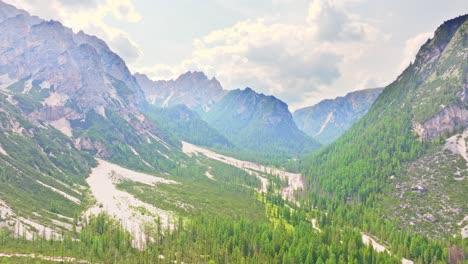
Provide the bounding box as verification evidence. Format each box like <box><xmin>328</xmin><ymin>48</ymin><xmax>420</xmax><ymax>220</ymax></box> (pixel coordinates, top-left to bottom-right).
<box><xmin>135</xmin><ymin>71</ymin><xmax>226</xmax><ymax>114</ymax></box>
<box><xmin>0</xmin><ymin>3</ymin><xmax>144</xmax><ymax>117</ymax></box>
<box><xmin>413</xmin><ymin>104</ymin><xmax>468</xmax><ymax>140</ymax></box>
<box><xmin>0</xmin><ymin>1</ymin><xmax>173</xmax><ymax>156</ymax></box>
<box><xmin>75</xmin><ymin>137</ymin><xmax>110</xmax><ymax>157</ymax></box>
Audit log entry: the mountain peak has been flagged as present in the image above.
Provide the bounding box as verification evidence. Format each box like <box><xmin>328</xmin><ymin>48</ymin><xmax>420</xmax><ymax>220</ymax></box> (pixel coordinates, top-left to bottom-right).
<box><xmin>136</xmin><ymin>71</ymin><xmax>226</xmax><ymax>113</ymax></box>
<box><xmin>294</xmin><ymin>88</ymin><xmax>383</xmax><ymax>144</ymax></box>
<box><xmin>177</xmin><ymin>71</ymin><xmax>209</xmax><ymax>81</ymax></box>
<box><xmin>204</xmin><ymin>87</ymin><xmax>320</xmax><ymax>156</ymax></box>
<box><xmin>0</xmin><ymin>0</ymin><xmax>29</xmax><ymax>22</ymax></box>
<box><xmin>243</xmin><ymin>87</ymin><xmax>254</xmax><ymax>93</ymax></box>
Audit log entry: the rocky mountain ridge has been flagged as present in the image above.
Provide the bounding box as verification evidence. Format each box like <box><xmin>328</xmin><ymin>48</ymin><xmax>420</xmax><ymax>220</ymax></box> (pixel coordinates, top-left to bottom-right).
<box><xmin>0</xmin><ymin>1</ymin><xmax>171</xmax><ymax>160</ymax></box>
<box><xmin>135</xmin><ymin>71</ymin><xmax>226</xmax><ymax>113</ymax></box>
<box><xmin>293</xmin><ymin>88</ymin><xmax>383</xmax><ymax>144</ymax></box>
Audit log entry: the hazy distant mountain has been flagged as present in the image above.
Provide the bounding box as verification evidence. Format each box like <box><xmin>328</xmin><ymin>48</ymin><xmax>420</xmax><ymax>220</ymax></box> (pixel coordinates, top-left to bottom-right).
<box><xmin>143</xmin><ymin>104</ymin><xmax>232</xmax><ymax>148</ymax></box>
<box><xmin>293</xmin><ymin>88</ymin><xmax>383</xmax><ymax>144</ymax></box>
<box><xmin>135</xmin><ymin>71</ymin><xmax>226</xmax><ymax>114</ymax></box>
<box><xmin>204</xmin><ymin>88</ymin><xmax>321</xmax><ymax>156</ymax></box>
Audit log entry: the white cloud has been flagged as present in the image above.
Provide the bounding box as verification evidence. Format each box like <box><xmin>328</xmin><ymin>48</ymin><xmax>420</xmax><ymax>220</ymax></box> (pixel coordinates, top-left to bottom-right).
<box><xmin>398</xmin><ymin>31</ymin><xmax>433</xmax><ymax>72</ymax></box>
<box><xmin>9</xmin><ymin>0</ymin><xmax>458</xmax><ymax>110</ymax></box>
<box><xmin>135</xmin><ymin>0</ymin><xmax>388</xmax><ymax>110</ymax></box>
<box><xmin>5</xmin><ymin>0</ymin><xmax>143</xmax><ymax>64</ymax></box>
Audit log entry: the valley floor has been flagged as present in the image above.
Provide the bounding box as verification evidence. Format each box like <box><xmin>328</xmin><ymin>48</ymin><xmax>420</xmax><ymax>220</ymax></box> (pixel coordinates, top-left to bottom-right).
<box><xmin>181</xmin><ymin>141</ymin><xmax>304</xmax><ymax>201</ymax></box>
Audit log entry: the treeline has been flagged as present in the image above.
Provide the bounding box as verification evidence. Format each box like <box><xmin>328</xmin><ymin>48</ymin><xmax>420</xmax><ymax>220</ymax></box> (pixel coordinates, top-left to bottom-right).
<box><xmin>0</xmin><ymin>212</ymin><xmax>399</xmax><ymax>264</ymax></box>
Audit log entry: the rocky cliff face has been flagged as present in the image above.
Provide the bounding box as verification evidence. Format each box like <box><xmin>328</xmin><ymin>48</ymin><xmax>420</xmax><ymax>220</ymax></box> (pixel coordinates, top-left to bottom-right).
<box><xmin>0</xmin><ymin>14</ymin><xmax>144</xmax><ymax>113</ymax></box>
<box><xmin>0</xmin><ymin>1</ymin><xmax>171</xmax><ymax>159</ymax></box>
<box><xmin>293</xmin><ymin>88</ymin><xmax>383</xmax><ymax>144</ymax></box>
<box><xmin>135</xmin><ymin>71</ymin><xmax>226</xmax><ymax>113</ymax></box>
<box><xmin>410</xmin><ymin>15</ymin><xmax>468</xmax><ymax>140</ymax></box>
<box><xmin>413</xmin><ymin>104</ymin><xmax>468</xmax><ymax>140</ymax></box>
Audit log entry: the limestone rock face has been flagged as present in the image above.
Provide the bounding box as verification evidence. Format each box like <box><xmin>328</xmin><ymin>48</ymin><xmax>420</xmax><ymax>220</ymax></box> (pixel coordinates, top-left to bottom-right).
<box><xmin>0</xmin><ymin>1</ymin><xmax>169</xmax><ymax>155</ymax></box>
<box><xmin>413</xmin><ymin>104</ymin><xmax>468</xmax><ymax>140</ymax></box>
<box><xmin>0</xmin><ymin>2</ymin><xmax>145</xmax><ymax>118</ymax></box>
<box><xmin>135</xmin><ymin>71</ymin><xmax>226</xmax><ymax>114</ymax></box>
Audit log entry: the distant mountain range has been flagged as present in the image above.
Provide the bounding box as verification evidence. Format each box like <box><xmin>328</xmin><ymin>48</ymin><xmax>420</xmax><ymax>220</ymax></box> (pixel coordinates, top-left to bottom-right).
<box><xmin>294</xmin><ymin>88</ymin><xmax>383</xmax><ymax>144</ymax></box>
<box><xmin>137</xmin><ymin>73</ymin><xmax>383</xmax><ymax>149</ymax></box>
<box><xmin>203</xmin><ymin>88</ymin><xmax>320</xmax><ymax>156</ymax></box>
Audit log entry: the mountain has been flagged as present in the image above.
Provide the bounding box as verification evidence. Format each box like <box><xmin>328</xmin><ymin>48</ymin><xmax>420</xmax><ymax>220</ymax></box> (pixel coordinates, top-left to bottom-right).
<box><xmin>303</xmin><ymin>14</ymin><xmax>468</xmax><ymax>239</ymax></box>
<box><xmin>135</xmin><ymin>71</ymin><xmax>226</xmax><ymax>113</ymax></box>
<box><xmin>0</xmin><ymin>1</ymin><xmax>177</xmax><ymax>173</ymax></box>
<box><xmin>142</xmin><ymin>104</ymin><xmax>232</xmax><ymax>148</ymax></box>
<box><xmin>0</xmin><ymin>1</ymin><xmax>466</xmax><ymax>262</ymax></box>
<box><xmin>203</xmin><ymin>87</ymin><xmax>321</xmax><ymax>157</ymax></box>
<box><xmin>293</xmin><ymin>88</ymin><xmax>383</xmax><ymax>144</ymax></box>
<box><xmin>0</xmin><ymin>0</ymin><xmax>182</xmax><ymax>234</ymax></box>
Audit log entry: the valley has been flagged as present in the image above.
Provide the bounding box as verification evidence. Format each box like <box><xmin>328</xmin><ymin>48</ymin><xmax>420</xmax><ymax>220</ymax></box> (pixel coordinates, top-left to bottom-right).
<box><xmin>0</xmin><ymin>1</ymin><xmax>466</xmax><ymax>263</ymax></box>
<box><xmin>182</xmin><ymin>141</ymin><xmax>304</xmax><ymax>201</ymax></box>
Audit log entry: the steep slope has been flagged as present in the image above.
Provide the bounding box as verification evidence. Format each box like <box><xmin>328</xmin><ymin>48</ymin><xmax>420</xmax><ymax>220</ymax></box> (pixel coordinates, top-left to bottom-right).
<box><xmin>142</xmin><ymin>104</ymin><xmax>232</xmax><ymax>148</ymax></box>
<box><xmin>204</xmin><ymin>88</ymin><xmax>321</xmax><ymax>157</ymax></box>
<box><xmin>293</xmin><ymin>88</ymin><xmax>383</xmax><ymax>144</ymax></box>
<box><xmin>0</xmin><ymin>1</ymin><xmax>177</xmax><ymax>173</ymax></box>
<box><xmin>303</xmin><ymin>14</ymin><xmax>468</xmax><ymax>239</ymax></box>
<box><xmin>0</xmin><ymin>93</ymin><xmax>94</xmax><ymax>239</ymax></box>
<box><xmin>0</xmin><ymin>0</ymin><xmax>180</xmax><ymax>240</ymax></box>
<box><xmin>135</xmin><ymin>71</ymin><xmax>227</xmax><ymax>113</ymax></box>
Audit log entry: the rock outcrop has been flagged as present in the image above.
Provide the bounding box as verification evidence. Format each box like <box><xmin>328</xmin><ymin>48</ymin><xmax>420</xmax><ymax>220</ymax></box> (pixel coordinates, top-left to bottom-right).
<box><xmin>413</xmin><ymin>104</ymin><xmax>468</xmax><ymax>140</ymax></box>
<box><xmin>135</xmin><ymin>71</ymin><xmax>226</xmax><ymax>113</ymax></box>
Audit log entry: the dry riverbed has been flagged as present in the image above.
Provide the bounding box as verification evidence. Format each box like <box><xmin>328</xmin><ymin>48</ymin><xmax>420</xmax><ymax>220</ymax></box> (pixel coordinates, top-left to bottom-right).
<box><xmin>181</xmin><ymin>141</ymin><xmax>304</xmax><ymax>201</ymax></box>
<box><xmin>85</xmin><ymin>159</ymin><xmax>177</xmax><ymax>248</ymax></box>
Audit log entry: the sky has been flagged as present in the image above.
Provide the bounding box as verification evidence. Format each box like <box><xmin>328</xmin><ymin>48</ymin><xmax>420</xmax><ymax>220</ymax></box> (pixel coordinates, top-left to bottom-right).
<box><xmin>6</xmin><ymin>0</ymin><xmax>468</xmax><ymax>110</ymax></box>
